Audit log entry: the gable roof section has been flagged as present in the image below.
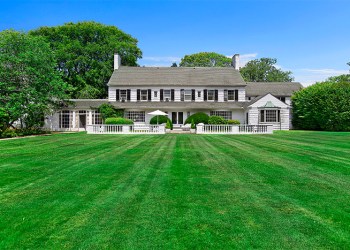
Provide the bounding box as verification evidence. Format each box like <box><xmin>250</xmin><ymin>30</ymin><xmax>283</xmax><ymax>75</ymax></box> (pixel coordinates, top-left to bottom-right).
<box><xmin>108</xmin><ymin>66</ymin><xmax>246</xmax><ymax>87</ymax></box>
<box><xmin>248</xmin><ymin>93</ymin><xmax>289</xmax><ymax>108</ymax></box>
<box><xmin>245</xmin><ymin>82</ymin><xmax>303</xmax><ymax>97</ymax></box>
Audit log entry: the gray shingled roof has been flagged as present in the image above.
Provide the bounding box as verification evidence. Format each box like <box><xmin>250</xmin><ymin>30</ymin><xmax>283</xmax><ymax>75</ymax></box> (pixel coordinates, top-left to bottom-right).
<box><xmin>68</xmin><ymin>99</ymin><xmax>244</xmax><ymax>110</ymax></box>
<box><xmin>108</xmin><ymin>66</ymin><xmax>246</xmax><ymax>87</ymax></box>
<box><xmin>245</xmin><ymin>82</ymin><xmax>303</xmax><ymax>97</ymax></box>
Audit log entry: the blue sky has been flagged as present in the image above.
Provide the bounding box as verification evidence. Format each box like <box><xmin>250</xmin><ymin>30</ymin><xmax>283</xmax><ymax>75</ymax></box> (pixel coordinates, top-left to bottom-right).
<box><xmin>1</xmin><ymin>0</ymin><xmax>349</xmax><ymax>86</ymax></box>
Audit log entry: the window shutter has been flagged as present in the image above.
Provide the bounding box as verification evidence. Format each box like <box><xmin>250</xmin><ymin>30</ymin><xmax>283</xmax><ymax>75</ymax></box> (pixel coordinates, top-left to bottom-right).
<box><xmin>127</xmin><ymin>89</ymin><xmax>131</xmax><ymax>101</ymax></box>
<box><xmin>215</xmin><ymin>90</ymin><xmax>218</xmax><ymax>101</ymax></box>
<box><xmin>204</xmin><ymin>89</ymin><xmax>207</xmax><ymax>101</ymax></box>
<box><xmin>278</xmin><ymin>110</ymin><xmax>281</xmax><ymax>122</ymax></box>
<box><xmin>137</xmin><ymin>89</ymin><xmax>140</xmax><ymax>101</ymax></box>
<box><xmin>180</xmin><ymin>89</ymin><xmax>184</xmax><ymax>101</ymax></box>
<box><xmin>116</xmin><ymin>89</ymin><xmax>120</xmax><ymax>102</ymax></box>
<box><xmin>235</xmin><ymin>89</ymin><xmax>239</xmax><ymax>101</ymax></box>
<box><xmin>224</xmin><ymin>89</ymin><xmax>228</xmax><ymax>101</ymax></box>
<box><xmin>192</xmin><ymin>89</ymin><xmax>195</xmax><ymax>101</ymax></box>
<box><xmin>160</xmin><ymin>89</ymin><xmax>164</xmax><ymax>101</ymax></box>
<box><xmin>148</xmin><ymin>89</ymin><xmax>152</xmax><ymax>102</ymax></box>
<box><xmin>171</xmin><ymin>89</ymin><xmax>175</xmax><ymax>101</ymax></box>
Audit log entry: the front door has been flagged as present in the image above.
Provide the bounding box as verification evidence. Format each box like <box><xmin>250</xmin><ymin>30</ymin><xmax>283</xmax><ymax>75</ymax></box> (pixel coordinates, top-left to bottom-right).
<box><xmin>79</xmin><ymin>115</ymin><xmax>86</xmax><ymax>129</ymax></box>
<box><xmin>172</xmin><ymin>112</ymin><xmax>183</xmax><ymax>125</ymax></box>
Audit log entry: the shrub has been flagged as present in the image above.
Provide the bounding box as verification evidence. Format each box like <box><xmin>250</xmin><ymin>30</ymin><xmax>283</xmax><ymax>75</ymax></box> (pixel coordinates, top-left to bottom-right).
<box><xmin>292</xmin><ymin>76</ymin><xmax>350</xmax><ymax>131</ymax></box>
<box><xmin>166</xmin><ymin>120</ymin><xmax>172</xmax><ymax>129</ymax></box>
<box><xmin>227</xmin><ymin>119</ymin><xmax>240</xmax><ymax>125</ymax></box>
<box><xmin>150</xmin><ymin>115</ymin><xmax>168</xmax><ymax>124</ymax></box>
<box><xmin>98</xmin><ymin>104</ymin><xmax>124</xmax><ymax>120</ymax></box>
<box><xmin>1</xmin><ymin>128</ymin><xmax>18</xmax><ymax>138</ymax></box>
<box><xmin>208</xmin><ymin>116</ymin><xmax>227</xmax><ymax>125</ymax></box>
<box><xmin>185</xmin><ymin>112</ymin><xmax>209</xmax><ymax>124</ymax></box>
<box><xmin>150</xmin><ymin>115</ymin><xmax>173</xmax><ymax>129</ymax></box>
<box><xmin>191</xmin><ymin>119</ymin><xmax>195</xmax><ymax>129</ymax></box>
<box><xmin>105</xmin><ymin>117</ymin><xmax>133</xmax><ymax>125</ymax></box>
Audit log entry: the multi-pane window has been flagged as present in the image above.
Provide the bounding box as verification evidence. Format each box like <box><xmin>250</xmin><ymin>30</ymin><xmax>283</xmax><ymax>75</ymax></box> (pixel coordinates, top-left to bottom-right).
<box><xmin>184</xmin><ymin>90</ymin><xmax>192</xmax><ymax>101</ymax></box>
<box><xmin>92</xmin><ymin>111</ymin><xmax>102</xmax><ymax>124</ymax></box>
<box><xmin>210</xmin><ymin>111</ymin><xmax>232</xmax><ymax>120</ymax></box>
<box><xmin>164</xmin><ymin>90</ymin><xmax>171</xmax><ymax>100</ymax></box>
<box><xmin>260</xmin><ymin>110</ymin><xmax>280</xmax><ymax>123</ymax></box>
<box><xmin>125</xmin><ymin>111</ymin><xmax>145</xmax><ymax>122</ymax></box>
<box><xmin>198</xmin><ymin>91</ymin><xmax>201</xmax><ymax>98</ymax></box>
<box><xmin>140</xmin><ymin>90</ymin><xmax>148</xmax><ymax>101</ymax></box>
<box><xmin>154</xmin><ymin>91</ymin><xmax>158</xmax><ymax>98</ymax></box>
<box><xmin>207</xmin><ymin>90</ymin><xmax>215</xmax><ymax>101</ymax></box>
<box><xmin>120</xmin><ymin>90</ymin><xmax>127</xmax><ymax>101</ymax></box>
<box><xmin>59</xmin><ymin>110</ymin><xmax>71</xmax><ymax>128</ymax></box>
<box><xmin>228</xmin><ymin>90</ymin><xmax>235</xmax><ymax>100</ymax></box>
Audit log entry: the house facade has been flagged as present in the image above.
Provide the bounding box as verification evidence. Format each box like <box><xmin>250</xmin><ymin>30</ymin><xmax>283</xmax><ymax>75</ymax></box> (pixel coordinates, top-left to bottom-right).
<box><xmin>44</xmin><ymin>54</ymin><xmax>302</xmax><ymax>131</ymax></box>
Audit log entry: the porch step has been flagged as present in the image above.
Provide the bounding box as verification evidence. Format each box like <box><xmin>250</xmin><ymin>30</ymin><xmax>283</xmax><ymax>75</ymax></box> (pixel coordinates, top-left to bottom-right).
<box><xmin>168</xmin><ymin>130</ymin><xmax>192</xmax><ymax>134</ymax></box>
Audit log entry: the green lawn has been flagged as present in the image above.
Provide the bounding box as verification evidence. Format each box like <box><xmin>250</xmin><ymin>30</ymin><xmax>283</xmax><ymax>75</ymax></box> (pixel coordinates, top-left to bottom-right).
<box><xmin>0</xmin><ymin>131</ymin><xmax>350</xmax><ymax>249</ymax></box>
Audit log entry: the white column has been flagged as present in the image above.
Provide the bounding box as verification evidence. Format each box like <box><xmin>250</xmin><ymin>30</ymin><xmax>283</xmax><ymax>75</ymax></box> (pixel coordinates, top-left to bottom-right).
<box><xmin>72</xmin><ymin>111</ymin><xmax>76</xmax><ymax>129</ymax></box>
<box><xmin>88</xmin><ymin>110</ymin><xmax>93</xmax><ymax>125</ymax></box>
<box><xmin>196</xmin><ymin>123</ymin><xmax>204</xmax><ymax>134</ymax></box>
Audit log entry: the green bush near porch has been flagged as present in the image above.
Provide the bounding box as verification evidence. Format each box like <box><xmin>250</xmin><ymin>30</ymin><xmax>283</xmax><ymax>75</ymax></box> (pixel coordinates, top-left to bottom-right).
<box><xmin>150</xmin><ymin>115</ymin><xmax>173</xmax><ymax>129</ymax></box>
<box><xmin>208</xmin><ymin>116</ymin><xmax>227</xmax><ymax>124</ymax></box>
<box><xmin>105</xmin><ymin>117</ymin><xmax>133</xmax><ymax>125</ymax></box>
<box><xmin>185</xmin><ymin>112</ymin><xmax>209</xmax><ymax>125</ymax></box>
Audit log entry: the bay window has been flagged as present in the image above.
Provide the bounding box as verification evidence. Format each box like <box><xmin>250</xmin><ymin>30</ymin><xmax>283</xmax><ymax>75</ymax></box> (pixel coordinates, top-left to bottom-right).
<box><xmin>259</xmin><ymin>109</ymin><xmax>280</xmax><ymax>123</ymax></box>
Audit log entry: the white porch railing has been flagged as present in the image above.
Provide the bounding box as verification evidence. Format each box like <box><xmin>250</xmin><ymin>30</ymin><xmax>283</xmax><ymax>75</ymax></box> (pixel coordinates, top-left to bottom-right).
<box><xmin>196</xmin><ymin>124</ymin><xmax>273</xmax><ymax>134</ymax></box>
<box><xmin>86</xmin><ymin>124</ymin><xmax>165</xmax><ymax>134</ymax></box>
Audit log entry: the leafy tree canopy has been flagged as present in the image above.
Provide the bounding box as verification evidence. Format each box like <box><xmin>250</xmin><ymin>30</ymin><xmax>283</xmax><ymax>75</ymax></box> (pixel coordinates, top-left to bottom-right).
<box><xmin>0</xmin><ymin>30</ymin><xmax>69</xmax><ymax>129</ymax></box>
<box><xmin>30</xmin><ymin>21</ymin><xmax>142</xmax><ymax>98</ymax></box>
<box><xmin>240</xmin><ymin>58</ymin><xmax>294</xmax><ymax>82</ymax></box>
<box><xmin>292</xmin><ymin>72</ymin><xmax>350</xmax><ymax>131</ymax></box>
<box><xmin>179</xmin><ymin>52</ymin><xmax>231</xmax><ymax>67</ymax></box>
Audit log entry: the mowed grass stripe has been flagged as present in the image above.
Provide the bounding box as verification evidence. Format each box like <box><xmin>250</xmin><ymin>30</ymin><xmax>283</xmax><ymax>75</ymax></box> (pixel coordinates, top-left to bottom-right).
<box><xmin>204</xmin><ymin>135</ymin><xmax>350</xmax><ymax>247</ymax></box>
<box><xmin>0</xmin><ymin>132</ymin><xmax>349</xmax><ymax>249</ymax></box>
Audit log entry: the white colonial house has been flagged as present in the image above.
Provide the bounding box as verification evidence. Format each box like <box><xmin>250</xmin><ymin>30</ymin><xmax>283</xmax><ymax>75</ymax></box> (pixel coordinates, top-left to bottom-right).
<box><xmin>44</xmin><ymin>54</ymin><xmax>302</xmax><ymax>132</ymax></box>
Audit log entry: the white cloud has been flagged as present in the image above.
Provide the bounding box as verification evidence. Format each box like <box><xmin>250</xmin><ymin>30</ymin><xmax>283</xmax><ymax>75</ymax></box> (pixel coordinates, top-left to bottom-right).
<box><xmin>293</xmin><ymin>68</ymin><xmax>349</xmax><ymax>86</ymax></box>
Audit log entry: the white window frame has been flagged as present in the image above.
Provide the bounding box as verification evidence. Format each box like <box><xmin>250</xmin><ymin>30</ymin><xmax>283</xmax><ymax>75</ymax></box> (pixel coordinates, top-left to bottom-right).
<box><xmin>227</xmin><ymin>90</ymin><xmax>235</xmax><ymax>101</ymax></box>
<box><xmin>259</xmin><ymin>109</ymin><xmax>280</xmax><ymax>123</ymax></box>
<box><xmin>164</xmin><ymin>89</ymin><xmax>171</xmax><ymax>101</ymax></box>
<box><xmin>140</xmin><ymin>90</ymin><xmax>148</xmax><ymax>101</ymax></box>
<box><xmin>207</xmin><ymin>90</ymin><xmax>215</xmax><ymax>101</ymax></box>
<box><xmin>184</xmin><ymin>90</ymin><xmax>192</xmax><ymax>101</ymax></box>
<box><xmin>59</xmin><ymin>110</ymin><xmax>71</xmax><ymax>128</ymax></box>
<box><xmin>125</xmin><ymin>111</ymin><xmax>145</xmax><ymax>122</ymax></box>
<box><xmin>120</xmin><ymin>90</ymin><xmax>127</xmax><ymax>101</ymax></box>
<box><xmin>210</xmin><ymin>111</ymin><xmax>232</xmax><ymax>120</ymax></box>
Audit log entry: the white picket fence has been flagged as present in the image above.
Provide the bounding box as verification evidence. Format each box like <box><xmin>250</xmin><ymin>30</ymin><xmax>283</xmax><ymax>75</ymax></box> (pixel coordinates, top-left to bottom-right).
<box><xmin>196</xmin><ymin>124</ymin><xmax>273</xmax><ymax>134</ymax></box>
<box><xmin>86</xmin><ymin>124</ymin><xmax>165</xmax><ymax>134</ymax></box>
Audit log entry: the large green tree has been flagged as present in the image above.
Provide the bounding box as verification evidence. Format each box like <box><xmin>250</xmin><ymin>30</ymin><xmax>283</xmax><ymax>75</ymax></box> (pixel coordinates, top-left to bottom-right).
<box><xmin>292</xmin><ymin>72</ymin><xmax>350</xmax><ymax>131</ymax></box>
<box><xmin>30</xmin><ymin>21</ymin><xmax>142</xmax><ymax>98</ymax></box>
<box><xmin>240</xmin><ymin>58</ymin><xmax>294</xmax><ymax>82</ymax></box>
<box><xmin>179</xmin><ymin>52</ymin><xmax>231</xmax><ymax>67</ymax></box>
<box><xmin>0</xmin><ymin>30</ymin><xmax>69</xmax><ymax>130</ymax></box>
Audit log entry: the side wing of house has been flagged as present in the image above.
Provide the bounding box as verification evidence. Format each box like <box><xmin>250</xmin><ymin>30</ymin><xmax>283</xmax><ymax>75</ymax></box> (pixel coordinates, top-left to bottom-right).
<box><xmin>246</xmin><ymin>93</ymin><xmax>290</xmax><ymax>130</ymax></box>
